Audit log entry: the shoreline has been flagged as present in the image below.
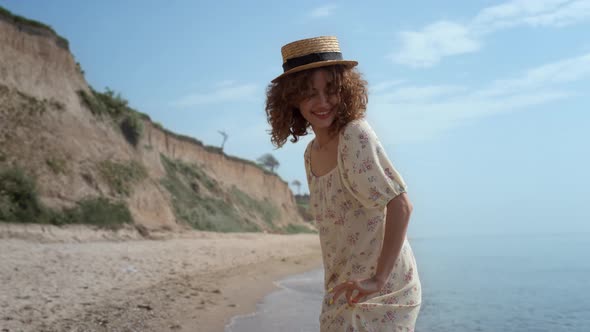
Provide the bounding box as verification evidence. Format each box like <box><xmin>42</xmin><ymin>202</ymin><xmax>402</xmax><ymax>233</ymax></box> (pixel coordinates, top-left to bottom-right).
<box><xmin>184</xmin><ymin>252</ymin><xmax>323</xmax><ymax>332</ymax></box>
<box><xmin>0</xmin><ymin>223</ymin><xmax>322</xmax><ymax>332</ymax></box>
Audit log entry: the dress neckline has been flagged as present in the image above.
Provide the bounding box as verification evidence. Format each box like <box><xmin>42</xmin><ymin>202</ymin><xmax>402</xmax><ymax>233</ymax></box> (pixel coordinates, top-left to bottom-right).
<box><xmin>308</xmin><ymin>132</ymin><xmax>341</xmax><ymax>179</ymax></box>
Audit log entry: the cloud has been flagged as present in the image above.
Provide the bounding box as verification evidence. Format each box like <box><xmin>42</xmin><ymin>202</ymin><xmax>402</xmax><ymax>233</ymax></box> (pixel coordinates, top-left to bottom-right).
<box><xmin>309</xmin><ymin>5</ymin><xmax>337</xmax><ymax>18</ymax></box>
<box><xmin>391</xmin><ymin>21</ymin><xmax>481</xmax><ymax>67</ymax></box>
<box><xmin>372</xmin><ymin>52</ymin><xmax>590</xmax><ymax>143</ymax></box>
<box><xmin>172</xmin><ymin>81</ymin><xmax>259</xmax><ymax>107</ymax></box>
<box><xmin>473</xmin><ymin>0</ymin><xmax>590</xmax><ymax>31</ymax></box>
<box><xmin>391</xmin><ymin>0</ymin><xmax>590</xmax><ymax>67</ymax></box>
<box><xmin>476</xmin><ymin>53</ymin><xmax>590</xmax><ymax>97</ymax></box>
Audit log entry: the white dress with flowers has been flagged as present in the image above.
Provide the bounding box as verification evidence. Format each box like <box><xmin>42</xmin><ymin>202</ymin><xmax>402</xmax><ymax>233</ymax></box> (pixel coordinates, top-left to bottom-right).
<box><xmin>305</xmin><ymin>119</ymin><xmax>421</xmax><ymax>332</ymax></box>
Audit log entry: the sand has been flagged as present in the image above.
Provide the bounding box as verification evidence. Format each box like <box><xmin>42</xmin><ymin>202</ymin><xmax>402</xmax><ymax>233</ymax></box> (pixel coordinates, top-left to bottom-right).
<box><xmin>0</xmin><ymin>223</ymin><xmax>322</xmax><ymax>332</ymax></box>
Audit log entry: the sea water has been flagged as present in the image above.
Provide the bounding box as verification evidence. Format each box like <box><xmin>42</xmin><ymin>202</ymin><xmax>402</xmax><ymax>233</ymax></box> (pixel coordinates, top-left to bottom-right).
<box><xmin>226</xmin><ymin>233</ymin><xmax>590</xmax><ymax>332</ymax></box>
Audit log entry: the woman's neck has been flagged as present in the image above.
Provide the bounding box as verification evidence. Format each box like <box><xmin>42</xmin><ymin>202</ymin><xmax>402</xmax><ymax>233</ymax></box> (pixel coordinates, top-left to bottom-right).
<box><xmin>313</xmin><ymin>127</ymin><xmax>337</xmax><ymax>149</ymax></box>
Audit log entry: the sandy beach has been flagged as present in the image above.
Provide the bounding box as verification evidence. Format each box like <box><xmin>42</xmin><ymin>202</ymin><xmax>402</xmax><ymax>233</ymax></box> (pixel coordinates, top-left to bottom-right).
<box><xmin>0</xmin><ymin>223</ymin><xmax>322</xmax><ymax>332</ymax></box>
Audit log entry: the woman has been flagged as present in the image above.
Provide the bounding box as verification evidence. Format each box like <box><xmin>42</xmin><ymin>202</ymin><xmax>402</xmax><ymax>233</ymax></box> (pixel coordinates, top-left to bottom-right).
<box><xmin>265</xmin><ymin>36</ymin><xmax>421</xmax><ymax>332</ymax></box>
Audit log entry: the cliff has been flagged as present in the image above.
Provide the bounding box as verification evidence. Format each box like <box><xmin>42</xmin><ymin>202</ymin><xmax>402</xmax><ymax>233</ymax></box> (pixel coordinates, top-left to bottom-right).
<box><xmin>0</xmin><ymin>7</ymin><xmax>311</xmax><ymax>234</ymax></box>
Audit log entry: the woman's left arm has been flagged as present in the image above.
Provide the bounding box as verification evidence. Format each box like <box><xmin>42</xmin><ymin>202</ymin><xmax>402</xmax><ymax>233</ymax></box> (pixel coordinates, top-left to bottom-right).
<box><xmin>373</xmin><ymin>192</ymin><xmax>413</xmax><ymax>287</ymax></box>
<box><xmin>330</xmin><ymin>193</ymin><xmax>413</xmax><ymax>305</ymax></box>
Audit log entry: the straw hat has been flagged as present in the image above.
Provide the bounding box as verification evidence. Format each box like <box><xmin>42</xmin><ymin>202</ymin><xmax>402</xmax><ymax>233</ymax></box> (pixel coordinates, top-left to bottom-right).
<box><xmin>272</xmin><ymin>36</ymin><xmax>358</xmax><ymax>83</ymax></box>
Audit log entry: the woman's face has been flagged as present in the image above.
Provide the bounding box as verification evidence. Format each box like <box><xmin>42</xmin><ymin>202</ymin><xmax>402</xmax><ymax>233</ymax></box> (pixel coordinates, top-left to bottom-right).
<box><xmin>298</xmin><ymin>69</ymin><xmax>340</xmax><ymax>131</ymax></box>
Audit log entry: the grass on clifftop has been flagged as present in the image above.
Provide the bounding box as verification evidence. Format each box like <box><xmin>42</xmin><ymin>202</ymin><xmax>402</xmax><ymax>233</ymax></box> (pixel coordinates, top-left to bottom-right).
<box><xmin>0</xmin><ymin>6</ymin><xmax>69</xmax><ymax>49</ymax></box>
<box><xmin>0</xmin><ymin>167</ymin><xmax>132</xmax><ymax>228</ymax></box>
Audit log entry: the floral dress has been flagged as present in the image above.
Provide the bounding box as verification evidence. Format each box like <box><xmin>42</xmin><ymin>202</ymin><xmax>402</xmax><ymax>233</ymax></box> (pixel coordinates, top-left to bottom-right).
<box><xmin>305</xmin><ymin>119</ymin><xmax>421</xmax><ymax>332</ymax></box>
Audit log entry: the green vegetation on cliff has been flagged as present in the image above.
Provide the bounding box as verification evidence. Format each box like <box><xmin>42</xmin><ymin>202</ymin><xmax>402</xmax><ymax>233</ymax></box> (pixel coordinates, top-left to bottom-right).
<box><xmin>0</xmin><ymin>167</ymin><xmax>132</xmax><ymax>228</ymax></box>
<box><xmin>0</xmin><ymin>5</ymin><xmax>69</xmax><ymax>50</ymax></box>
<box><xmin>98</xmin><ymin>159</ymin><xmax>147</xmax><ymax>196</ymax></box>
<box><xmin>76</xmin><ymin>86</ymin><xmax>285</xmax><ymax>183</ymax></box>
<box><xmin>159</xmin><ymin>154</ymin><xmax>314</xmax><ymax>233</ymax></box>
<box><xmin>230</xmin><ymin>186</ymin><xmax>280</xmax><ymax>229</ymax></box>
<box><xmin>78</xmin><ymin>88</ymin><xmax>146</xmax><ymax>147</ymax></box>
<box><xmin>0</xmin><ymin>8</ymin><xmax>304</xmax><ymax>233</ymax></box>
<box><xmin>295</xmin><ymin>194</ymin><xmax>313</xmax><ymax>222</ymax></box>
<box><xmin>160</xmin><ymin>154</ymin><xmax>261</xmax><ymax>232</ymax></box>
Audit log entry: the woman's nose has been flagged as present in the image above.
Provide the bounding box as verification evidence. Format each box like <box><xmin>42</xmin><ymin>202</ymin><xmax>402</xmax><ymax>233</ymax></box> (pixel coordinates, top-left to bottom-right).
<box><xmin>317</xmin><ymin>92</ymin><xmax>330</xmax><ymax>108</ymax></box>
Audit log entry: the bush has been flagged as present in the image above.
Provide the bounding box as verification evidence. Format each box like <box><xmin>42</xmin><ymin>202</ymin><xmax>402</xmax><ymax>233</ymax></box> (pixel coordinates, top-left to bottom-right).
<box><xmin>98</xmin><ymin>160</ymin><xmax>147</xmax><ymax>196</ymax></box>
<box><xmin>120</xmin><ymin>113</ymin><xmax>144</xmax><ymax>147</ymax></box>
<box><xmin>0</xmin><ymin>167</ymin><xmax>133</xmax><ymax>228</ymax></box>
<box><xmin>0</xmin><ymin>168</ymin><xmax>44</xmax><ymax>222</ymax></box>
<box><xmin>77</xmin><ymin>89</ymin><xmax>107</xmax><ymax>116</ymax></box>
<box><xmin>96</xmin><ymin>87</ymin><xmax>129</xmax><ymax>118</ymax></box>
<box><xmin>64</xmin><ymin>197</ymin><xmax>132</xmax><ymax>229</ymax></box>
<box><xmin>77</xmin><ymin>88</ymin><xmax>145</xmax><ymax>146</ymax></box>
<box><xmin>78</xmin><ymin>87</ymin><xmax>129</xmax><ymax>118</ymax></box>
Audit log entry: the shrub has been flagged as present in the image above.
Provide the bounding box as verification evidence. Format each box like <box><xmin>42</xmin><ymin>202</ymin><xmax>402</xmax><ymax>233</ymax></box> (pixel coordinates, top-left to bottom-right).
<box><xmin>34</xmin><ymin>197</ymin><xmax>132</xmax><ymax>228</ymax></box>
<box><xmin>77</xmin><ymin>89</ymin><xmax>107</xmax><ymax>116</ymax></box>
<box><xmin>0</xmin><ymin>168</ymin><xmax>44</xmax><ymax>222</ymax></box>
<box><xmin>0</xmin><ymin>167</ymin><xmax>133</xmax><ymax>228</ymax></box>
<box><xmin>64</xmin><ymin>197</ymin><xmax>132</xmax><ymax>229</ymax></box>
<box><xmin>98</xmin><ymin>160</ymin><xmax>147</xmax><ymax>196</ymax></box>
<box><xmin>96</xmin><ymin>87</ymin><xmax>129</xmax><ymax>118</ymax></box>
<box><xmin>77</xmin><ymin>88</ymin><xmax>145</xmax><ymax>146</ymax></box>
<box><xmin>120</xmin><ymin>113</ymin><xmax>144</xmax><ymax>147</ymax></box>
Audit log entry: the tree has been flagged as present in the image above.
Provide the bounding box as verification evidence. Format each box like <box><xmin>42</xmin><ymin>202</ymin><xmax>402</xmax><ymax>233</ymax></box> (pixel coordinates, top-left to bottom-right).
<box><xmin>218</xmin><ymin>130</ymin><xmax>228</xmax><ymax>151</ymax></box>
<box><xmin>257</xmin><ymin>153</ymin><xmax>279</xmax><ymax>173</ymax></box>
<box><xmin>291</xmin><ymin>180</ymin><xmax>301</xmax><ymax>195</ymax></box>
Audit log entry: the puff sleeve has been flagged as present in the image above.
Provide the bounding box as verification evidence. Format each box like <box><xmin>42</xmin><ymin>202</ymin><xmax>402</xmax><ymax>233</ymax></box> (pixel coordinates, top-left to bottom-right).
<box><xmin>337</xmin><ymin>119</ymin><xmax>407</xmax><ymax>209</ymax></box>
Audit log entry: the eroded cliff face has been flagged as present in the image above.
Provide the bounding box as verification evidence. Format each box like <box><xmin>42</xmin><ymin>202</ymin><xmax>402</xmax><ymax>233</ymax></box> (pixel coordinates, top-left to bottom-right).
<box><xmin>0</xmin><ymin>13</ymin><xmax>306</xmax><ymax>232</ymax></box>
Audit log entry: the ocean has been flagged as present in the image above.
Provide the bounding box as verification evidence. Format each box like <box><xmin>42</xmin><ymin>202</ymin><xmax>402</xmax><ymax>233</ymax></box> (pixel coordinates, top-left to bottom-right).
<box><xmin>225</xmin><ymin>233</ymin><xmax>590</xmax><ymax>332</ymax></box>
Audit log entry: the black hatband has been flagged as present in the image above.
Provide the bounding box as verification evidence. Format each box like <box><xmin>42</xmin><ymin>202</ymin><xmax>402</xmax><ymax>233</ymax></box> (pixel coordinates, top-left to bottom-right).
<box><xmin>282</xmin><ymin>52</ymin><xmax>343</xmax><ymax>72</ymax></box>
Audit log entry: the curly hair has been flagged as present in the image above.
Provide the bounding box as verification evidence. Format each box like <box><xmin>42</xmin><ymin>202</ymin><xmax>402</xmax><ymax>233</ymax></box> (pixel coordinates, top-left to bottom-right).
<box><xmin>265</xmin><ymin>65</ymin><xmax>368</xmax><ymax>148</ymax></box>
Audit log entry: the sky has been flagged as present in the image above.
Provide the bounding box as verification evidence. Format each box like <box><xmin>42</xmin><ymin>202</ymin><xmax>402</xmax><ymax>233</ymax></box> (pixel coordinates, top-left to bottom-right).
<box><xmin>3</xmin><ymin>0</ymin><xmax>589</xmax><ymax>238</ymax></box>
